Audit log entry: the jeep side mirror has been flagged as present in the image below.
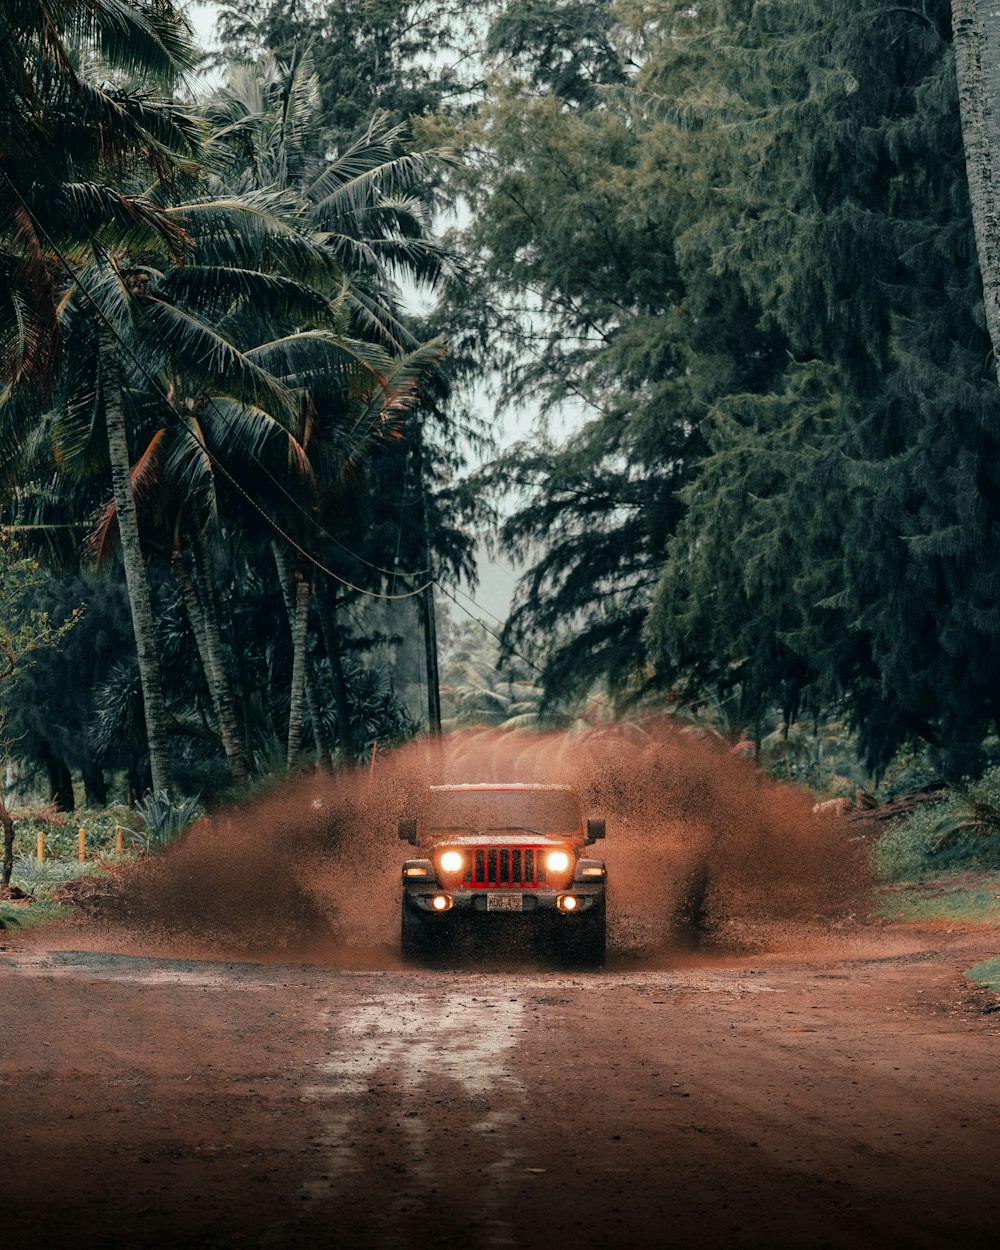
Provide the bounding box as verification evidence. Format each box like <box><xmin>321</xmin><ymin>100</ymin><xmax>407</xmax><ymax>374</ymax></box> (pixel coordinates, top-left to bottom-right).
<box><xmin>398</xmin><ymin>818</ymin><xmax>418</xmax><ymax>845</ymax></box>
<box><xmin>586</xmin><ymin>818</ymin><xmax>605</xmax><ymax>844</ymax></box>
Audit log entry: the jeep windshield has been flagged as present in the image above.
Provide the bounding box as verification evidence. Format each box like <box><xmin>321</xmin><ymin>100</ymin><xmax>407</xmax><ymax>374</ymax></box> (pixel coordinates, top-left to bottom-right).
<box><xmin>425</xmin><ymin>789</ymin><xmax>581</xmax><ymax>836</ymax></box>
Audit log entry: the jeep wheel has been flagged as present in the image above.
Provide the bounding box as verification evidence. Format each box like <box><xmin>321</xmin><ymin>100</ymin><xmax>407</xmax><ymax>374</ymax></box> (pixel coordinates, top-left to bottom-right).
<box><xmin>400</xmin><ymin>905</ymin><xmax>431</xmax><ymax>962</ymax></box>
<box><xmin>565</xmin><ymin>902</ymin><xmax>606</xmax><ymax>968</ymax></box>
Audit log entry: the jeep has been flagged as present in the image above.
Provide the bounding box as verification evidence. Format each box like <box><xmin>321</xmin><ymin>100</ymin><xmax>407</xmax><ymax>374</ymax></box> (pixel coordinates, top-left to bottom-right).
<box><xmin>399</xmin><ymin>782</ymin><xmax>607</xmax><ymax>964</ymax></box>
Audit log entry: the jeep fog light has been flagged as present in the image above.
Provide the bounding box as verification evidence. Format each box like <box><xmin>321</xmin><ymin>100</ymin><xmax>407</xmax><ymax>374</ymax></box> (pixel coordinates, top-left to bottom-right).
<box><xmin>546</xmin><ymin>850</ymin><xmax>571</xmax><ymax>874</ymax></box>
<box><xmin>439</xmin><ymin>850</ymin><xmax>464</xmax><ymax>873</ymax></box>
<box><xmin>431</xmin><ymin>894</ymin><xmax>453</xmax><ymax>912</ymax></box>
<box><xmin>557</xmin><ymin>894</ymin><xmax>578</xmax><ymax>912</ymax></box>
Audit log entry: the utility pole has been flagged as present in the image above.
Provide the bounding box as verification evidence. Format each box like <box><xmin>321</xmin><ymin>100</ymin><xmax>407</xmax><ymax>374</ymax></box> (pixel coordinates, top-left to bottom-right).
<box><xmin>421</xmin><ymin>576</ymin><xmax>442</xmax><ymax>735</ymax></box>
<box><xmin>419</xmin><ymin>478</ymin><xmax>442</xmax><ymax>736</ymax></box>
<box><xmin>414</xmin><ymin>429</ymin><xmax>442</xmax><ymax>734</ymax></box>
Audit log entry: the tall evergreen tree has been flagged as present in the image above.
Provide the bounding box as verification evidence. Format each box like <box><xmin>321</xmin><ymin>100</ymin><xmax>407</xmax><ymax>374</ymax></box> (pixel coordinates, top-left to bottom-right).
<box><xmin>461</xmin><ymin>0</ymin><xmax>1000</xmax><ymax>774</ymax></box>
<box><xmin>638</xmin><ymin>0</ymin><xmax>1000</xmax><ymax>775</ymax></box>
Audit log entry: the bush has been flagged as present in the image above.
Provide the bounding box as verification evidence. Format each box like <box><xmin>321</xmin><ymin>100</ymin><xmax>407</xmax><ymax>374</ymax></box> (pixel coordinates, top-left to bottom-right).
<box><xmin>873</xmin><ymin>766</ymin><xmax>1000</xmax><ymax>881</ymax></box>
<box><xmin>8</xmin><ymin>804</ymin><xmax>147</xmax><ymax>862</ymax></box>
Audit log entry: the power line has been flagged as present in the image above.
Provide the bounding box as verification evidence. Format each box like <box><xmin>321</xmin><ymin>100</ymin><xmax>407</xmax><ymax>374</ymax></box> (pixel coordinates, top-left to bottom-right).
<box><xmin>435</xmin><ymin>579</ymin><xmax>545</xmax><ymax>677</ymax></box>
<box><xmin>436</xmin><ymin>578</ymin><xmax>616</xmax><ymax>713</ymax></box>
<box><xmin>444</xmin><ymin>576</ymin><xmax>507</xmax><ymax>627</ymax></box>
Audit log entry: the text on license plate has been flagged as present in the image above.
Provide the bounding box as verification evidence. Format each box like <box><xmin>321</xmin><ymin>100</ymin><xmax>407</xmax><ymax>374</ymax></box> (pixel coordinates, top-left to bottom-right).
<box><xmin>487</xmin><ymin>893</ymin><xmax>523</xmax><ymax>912</ymax></box>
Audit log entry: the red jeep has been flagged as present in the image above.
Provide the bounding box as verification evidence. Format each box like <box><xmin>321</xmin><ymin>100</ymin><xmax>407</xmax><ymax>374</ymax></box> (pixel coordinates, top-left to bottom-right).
<box><xmin>398</xmin><ymin>782</ymin><xmax>607</xmax><ymax>965</ymax></box>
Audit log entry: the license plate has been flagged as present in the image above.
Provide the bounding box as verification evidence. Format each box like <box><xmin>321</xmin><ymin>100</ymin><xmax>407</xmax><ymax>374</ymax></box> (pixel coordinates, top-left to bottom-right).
<box><xmin>487</xmin><ymin>893</ymin><xmax>523</xmax><ymax>912</ymax></box>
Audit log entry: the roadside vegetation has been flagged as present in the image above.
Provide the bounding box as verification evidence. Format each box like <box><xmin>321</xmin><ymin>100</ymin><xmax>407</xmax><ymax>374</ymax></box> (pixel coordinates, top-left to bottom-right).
<box><xmin>871</xmin><ymin>767</ymin><xmax>1000</xmax><ymax>934</ymax></box>
<box><xmin>6</xmin><ymin>0</ymin><xmax>1000</xmax><ymax>960</ymax></box>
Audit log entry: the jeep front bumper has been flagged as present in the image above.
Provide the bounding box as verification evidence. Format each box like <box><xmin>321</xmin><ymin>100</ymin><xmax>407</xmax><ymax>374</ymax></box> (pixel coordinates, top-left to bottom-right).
<box><xmin>402</xmin><ymin>885</ymin><xmax>605</xmax><ymax>915</ymax></box>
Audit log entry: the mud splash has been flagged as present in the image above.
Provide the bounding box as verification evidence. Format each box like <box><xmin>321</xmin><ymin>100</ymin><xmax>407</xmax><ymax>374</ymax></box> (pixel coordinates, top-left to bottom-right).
<box><xmin>26</xmin><ymin>720</ymin><xmax>872</xmax><ymax>965</ymax></box>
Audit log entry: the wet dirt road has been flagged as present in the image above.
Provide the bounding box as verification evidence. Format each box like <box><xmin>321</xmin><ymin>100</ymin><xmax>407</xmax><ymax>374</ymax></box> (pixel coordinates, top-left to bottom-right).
<box><xmin>3</xmin><ymin>928</ymin><xmax>999</xmax><ymax>1250</ymax></box>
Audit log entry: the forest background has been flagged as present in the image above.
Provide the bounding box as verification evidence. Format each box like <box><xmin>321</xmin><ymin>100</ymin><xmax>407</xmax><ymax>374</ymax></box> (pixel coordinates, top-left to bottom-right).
<box><xmin>4</xmin><ymin>0</ymin><xmax>1000</xmax><ymax>841</ymax></box>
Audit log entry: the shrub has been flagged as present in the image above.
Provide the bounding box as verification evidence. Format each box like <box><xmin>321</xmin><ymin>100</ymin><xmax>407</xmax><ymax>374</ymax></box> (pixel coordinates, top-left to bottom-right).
<box><xmin>873</xmin><ymin>766</ymin><xmax>1000</xmax><ymax>881</ymax></box>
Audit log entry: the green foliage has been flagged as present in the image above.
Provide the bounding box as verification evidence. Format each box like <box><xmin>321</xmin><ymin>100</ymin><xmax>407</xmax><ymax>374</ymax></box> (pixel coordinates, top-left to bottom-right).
<box><xmin>133</xmin><ymin>789</ymin><xmax>201</xmax><ymax>848</ymax></box>
<box><xmin>757</xmin><ymin>720</ymin><xmax>868</xmax><ymax>794</ymax></box>
<box><xmin>486</xmin><ymin>1</ymin><xmax>627</xmax><ymax>105</ymax></box>
<box><xmin>645</xmin><ymin>0</ymin><xmax>1000</xmax><ymax>778</ymax></box>
<box><xmin>215</xmin><ymin>0</ymin><xmax>478</xmax><ymax>150</ymax></box>
<box><xmin>0</xmin><ymin>532</ymin><xmax>79</xmax><ymax>683</ymax></box>
<box><xmin>313</xmin><ymin>656</ymin><xmax>420</xmax><ymax>760</ymax></box>
<box><xmin>965</xmin><ymin>953</ymin><xmax>1000</xmax><ymax>992</ymax></box>
<box><xmin>874</xmin><ymin>767</ymin><xmax>1000</xmax><ymax>881</ymax></box>
<box><xmin>439</xmin><ymin>620</ymin><xmax>549</xmax><ymax>730</ymax></box>
<box><xmin>457</xmin><ymin>0</ymin><xmax>1000</xmax><ymax>775</ymax></box>
<box><xmin>1</xmin><ymin>31</ymin><xmax>475</xmax><ymax>801</ymax></box>
<box><xmin>8</xmin><ymin>806</ymin><xmax>147</xmax><ymax>860</ymax></box>
<box><xmin>0</xmin><ymin>0</ymin><xmax>198</xmax><ymax>399</ymax></box>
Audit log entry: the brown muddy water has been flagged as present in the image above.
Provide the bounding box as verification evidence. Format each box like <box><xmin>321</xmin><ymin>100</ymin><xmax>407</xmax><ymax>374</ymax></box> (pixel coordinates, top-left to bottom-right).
<box><xmin>25</xmin><ymin>721</ymin><xmax>872</xmax><ymax>967</ymax></box>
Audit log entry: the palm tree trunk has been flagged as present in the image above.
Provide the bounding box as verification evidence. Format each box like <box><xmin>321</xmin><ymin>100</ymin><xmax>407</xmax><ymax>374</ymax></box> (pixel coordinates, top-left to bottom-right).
<box><xmin>188</xmin><ymin>529</ymin><xmax>249</xmax><ymax>783</ymax></box>
<box><xmin>315</xmin><ymin>579</ymin><xmax>355</xmax><ymax>760</ymax></box>
<box><xmin>272</xmin><ymin>542</ymin><xmax>331</xmax><ymax>768</ymax></box>
<box><xmin>287</xmin><ymin>575</ymin><xmax>310</xmax><ymax>767</ymax></box>
<box><xmin>953</xmin><ymin>0</ymin><xmax>1000</xmax><ymax>377</ymax></box>
<box><xmin>172</xmin><ymin>549</ymin><xmax>247</xmax><ymax>783</ymax></box>
<box><xmin>101</xmin><ymin>328</ymin><xmax>173</xmax><ymax>797</ymax></box>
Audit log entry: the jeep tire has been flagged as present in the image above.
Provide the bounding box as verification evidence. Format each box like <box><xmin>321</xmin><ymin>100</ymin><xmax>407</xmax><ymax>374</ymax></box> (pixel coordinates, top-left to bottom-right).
<box><xmin>400</xmin><ymin>904</ymin><xmax>431</xmax><ymax>962</ymax></box>
<box><xmin>566</xmin><ymin>900</ymin><xmax>606</xmax><ymax>968</ymax></box>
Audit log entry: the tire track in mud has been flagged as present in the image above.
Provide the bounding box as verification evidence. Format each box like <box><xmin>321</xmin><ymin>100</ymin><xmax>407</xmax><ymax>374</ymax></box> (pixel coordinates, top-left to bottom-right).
<box><xmin>302</xmin><ymin>985</ymin><xmax>529</xmax><ymax>1248</ymax></box>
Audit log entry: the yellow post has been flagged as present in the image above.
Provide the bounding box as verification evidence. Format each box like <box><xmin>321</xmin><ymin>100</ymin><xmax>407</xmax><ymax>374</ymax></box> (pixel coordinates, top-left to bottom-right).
<box><xmin>36</xmin><ymin>830</ymin><xmax>44</xmax><ymax>863</ymax></box>
<box><xmin>78</xmin><ymin>827</ymin><xmax>86</xmax><ymax>862</ymax></box>
<box><xmin>115</xmin><ymin>827</ymin><xmax>123</xmax><ymax>855</ymax></box>
<box><xmin>370</xmin><ymin>738</ymin><xmax>378</xmax><ymax>778</ymax></box>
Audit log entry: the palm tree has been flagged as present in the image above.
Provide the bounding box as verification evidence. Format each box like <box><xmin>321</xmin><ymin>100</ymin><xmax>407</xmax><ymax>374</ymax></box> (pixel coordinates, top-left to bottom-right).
<box><xmin>1</xmin><ymin>0</ymin><xmax>200</xmax><ymax>797</ymax></box>
<box><xmin>441</xmin><ymin>623</ymin><xmax>547</xmax><ymax>731</ymax></box>
<box><xmin>58</xmin><ymin>194</ymin><xmax>352</xmax><ymax>780</ymax></box>
<box><xmin>0</xmin><ymin>0</ymin><xmax>199</xmax><ymax>397</ymax></box>
<box><xmin>200</xmin><ymin>52</ymin><xmax>452</xmax><ymax>765</ymax></box>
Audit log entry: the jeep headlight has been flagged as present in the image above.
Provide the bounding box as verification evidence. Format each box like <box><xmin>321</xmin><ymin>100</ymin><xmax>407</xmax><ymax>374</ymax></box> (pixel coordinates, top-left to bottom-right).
<box><xmin>545</xmin><ymin>850</ymin><xmax>571</xmax><ymax>874</ymax></box>
<box><xmin>438</xmin><ymin>850</ymin><xmax>464</xmax><ymax>874</ymax></box>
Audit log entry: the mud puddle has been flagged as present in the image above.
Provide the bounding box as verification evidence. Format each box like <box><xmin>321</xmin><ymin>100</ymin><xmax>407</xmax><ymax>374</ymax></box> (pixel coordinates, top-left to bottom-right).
<box><xmin>10</xmin><ymin>719</ymin><xmax>877</xmax><ymax>969</ymax></box>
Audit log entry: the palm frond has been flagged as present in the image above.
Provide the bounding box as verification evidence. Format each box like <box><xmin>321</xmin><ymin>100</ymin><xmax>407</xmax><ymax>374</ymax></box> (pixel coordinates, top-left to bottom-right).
<box><xmin>136</xmin><ymin>295</ymin><xmax>298</xmax><ymax>420</ymax></box>
<box><xmin>169</xmin><ymin>197</ymin><xmax>342</xmax><ymax>285</ymax></box>
<box><xmin>156</xmin><ymin>265</ymin><xmax>337</xmax><ymax>328</ymax></box>
<box><xmin>196</xmin><ymin>396</ymin><xmax>315</xmax><ymax>488</ymax></box>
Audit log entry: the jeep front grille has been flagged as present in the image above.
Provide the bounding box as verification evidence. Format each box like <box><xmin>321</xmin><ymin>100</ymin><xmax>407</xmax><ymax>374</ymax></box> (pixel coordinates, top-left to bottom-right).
<box><xmin>464</xmin><ymin>846</ymin><xmax>547</xmax><ymax>888</ymax></box>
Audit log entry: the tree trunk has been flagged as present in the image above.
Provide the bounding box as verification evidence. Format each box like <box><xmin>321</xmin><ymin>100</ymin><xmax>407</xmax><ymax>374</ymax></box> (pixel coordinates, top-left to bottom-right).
<box><xmin>101</xmin><ymin>328</ymin><xmax>173</xmax><ymax>798</ymax></box>
<box><xmin>272</xmin><ymin>542</ymin><xmax>332</xmax><ymax>768</ymax></box>
<box><xmin>952</xmin><ymin>0</ymin><xmax>1000</xmax><ymax>376</ymax></box>
<box><xmin>315</xmin><ymin>580</ymin><xmax>355</xmax><ymax>760</ymax></box>
<box><xmin>421</xmin><ymin>582</ymin><xmax>442</xmax><ymax>735</ymax></box>
<box><xmin>40</xmin><ymin>742</ymin><xmax>74</xmax><ymax>812</ymax></box>
<box><xmin>418</xmin><ymin>472</ymin><xmax>441</xmax><ymax>735</ymax></box>
<box><xmin>173</xmin><ymin>534</ymin><xmax>249</xmax><ymax>784</ymax></box>
<box><xmin>81</xmin><ymin>759</ymin><xmax>108</xmax><ymax>807</ymax></box>
<box><xmin>1</xmin><ymin>794</ymin><xmax>14</xmax><ymax>889</ymax></box>
<box><xmin>287</xmin><ymin>575</ymin><xmax>311</xmax><ymax>768</ymax></box>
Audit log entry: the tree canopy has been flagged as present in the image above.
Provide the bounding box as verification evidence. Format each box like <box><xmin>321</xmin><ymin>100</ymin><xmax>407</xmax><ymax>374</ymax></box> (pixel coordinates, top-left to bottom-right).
<box><xmin>455</xmin><ymin>0</ymin><xmax>1000</xmax><ymax>777</ymax></box>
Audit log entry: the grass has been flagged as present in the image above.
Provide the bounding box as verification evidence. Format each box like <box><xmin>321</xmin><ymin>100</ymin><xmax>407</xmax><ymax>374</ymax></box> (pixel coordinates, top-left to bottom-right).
<box><xmin>2</xmin><ymin>857</ymin><xmax>111</xmax><ymax>934</ymax></box>
<box><xmin>0</xmin><ymin>898</ymin><xmax>74</xmax><ymax>930</ymax></box>
<box><xmin>2</xmin><ymin>818</ymin><xmax>127</xmax><ymax>933</ymax></box>
<box><xmin>965</xmin><ymin>954</ymin><xmax>1000</xmax><ymax>992</ymax></box>
<box><xmin>877</xmin><ymin>871</ymin><xmax>1000</xmax><ymax>925</ymax></box>
<box><xmin>7</xmin><ymin>803</ymin><xmax>148</xmax><ymax>860</ymax></box>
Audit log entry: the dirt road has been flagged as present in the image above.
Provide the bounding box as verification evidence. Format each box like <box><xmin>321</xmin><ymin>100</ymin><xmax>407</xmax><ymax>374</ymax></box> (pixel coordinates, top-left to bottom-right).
<box><xmin>2</xmin><ymin>924</ymin><xmax>999</xmax><ymax>1250</ymax></box>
